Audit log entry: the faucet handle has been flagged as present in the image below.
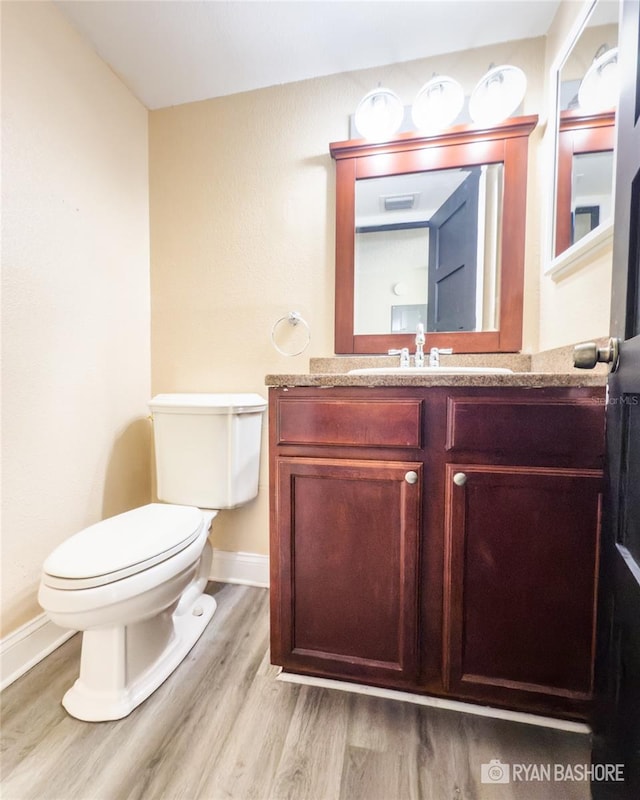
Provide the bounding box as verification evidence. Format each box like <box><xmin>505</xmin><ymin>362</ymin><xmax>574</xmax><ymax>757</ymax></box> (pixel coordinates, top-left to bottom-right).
<box><xmin>388</xmin><ymin>348</ymin><xmax>410</xmax><ymax>367</ymax></box>
<box><xmin>428</xmin><ymin>346</ymin><xmax>453</xmax><ymax>367</ymax></box>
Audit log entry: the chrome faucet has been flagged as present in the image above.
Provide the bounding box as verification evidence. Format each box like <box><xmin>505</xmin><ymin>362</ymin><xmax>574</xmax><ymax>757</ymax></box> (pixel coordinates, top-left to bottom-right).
<box><xmin>429</xmin><ymin>346</ymin><xmax>454</xmax><ymax>367</ymax></box>
<box><xmin>415</xmin><ymin>323</ymin><xmax>425</xmax><ymax>367</ymax></box>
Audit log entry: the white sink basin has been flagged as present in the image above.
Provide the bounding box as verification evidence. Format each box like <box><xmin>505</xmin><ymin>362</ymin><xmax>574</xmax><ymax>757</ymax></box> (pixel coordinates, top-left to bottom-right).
<box><xmin>348</xmin><ymin>366</ymin><xmax>514</xmax><ymax>376</ymax></box>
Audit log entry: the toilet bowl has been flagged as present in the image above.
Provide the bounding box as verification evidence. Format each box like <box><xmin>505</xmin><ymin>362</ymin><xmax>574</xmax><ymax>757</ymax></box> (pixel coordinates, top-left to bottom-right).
<box><xmin>39</xmin><ymin>503</ymin><xmax>216</xmax><ymax>721</ymax></box>
<box><xmin>38</xmin><ymin>393</ymin><xmax>266</xmax><ymax>721</ymax></box>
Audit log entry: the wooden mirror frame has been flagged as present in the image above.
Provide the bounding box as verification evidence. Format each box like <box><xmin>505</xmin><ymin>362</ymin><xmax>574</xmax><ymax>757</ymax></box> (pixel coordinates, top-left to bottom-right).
<box><xmin>555</xmin><ymin>109</ymin><xmax>615</xmax><ymax>257</ymax></box>
<box><xmin>330</xmin><ymin>115</ymin><xmax>537</xmax><ymax>354</ymax></box>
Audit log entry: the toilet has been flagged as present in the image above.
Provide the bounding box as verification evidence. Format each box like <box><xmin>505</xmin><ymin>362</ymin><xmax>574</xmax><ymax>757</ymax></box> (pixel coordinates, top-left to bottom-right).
<box><xmin>38</xmin><ymin>392</ymin><xmax>267</xmax><ymax>722</ymax></box>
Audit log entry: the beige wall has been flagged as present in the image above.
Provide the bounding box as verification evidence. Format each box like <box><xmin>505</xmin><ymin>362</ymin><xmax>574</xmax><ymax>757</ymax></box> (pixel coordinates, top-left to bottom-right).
<box><xmin>149</xmin><ymin>37</ymin><xmax>545</xmax><ymax>555</ymax></box>
<box><xmin>540</xmin><ymin>250</ymin><xmax>612</xmax><ymax>349</ymax></box>
<box><xmin>0</xmin><ymin>0</ymin><xmax>613</xmax><ymax>636</ymax></box>
<box><xmin>1</xmin><ymin>1</ymin><xmax>151</xmax><ymax>636</ymax></box>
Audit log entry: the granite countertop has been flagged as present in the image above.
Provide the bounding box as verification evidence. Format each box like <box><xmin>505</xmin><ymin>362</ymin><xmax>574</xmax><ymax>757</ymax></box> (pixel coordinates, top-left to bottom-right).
<box><xmin>265</xmin><ymin>371</ymin><xmax>606</xmax><ymax>388</ymax></box>
<box><xmin>265</xmin><ymin>343</ymin><xmax>609</xmax><ymax>389</ymax></box>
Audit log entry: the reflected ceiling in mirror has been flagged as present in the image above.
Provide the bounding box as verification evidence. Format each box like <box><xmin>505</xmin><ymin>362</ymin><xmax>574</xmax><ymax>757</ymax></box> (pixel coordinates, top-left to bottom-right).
<box><xmin>354</xmin><ymin>164</ymin><xmax>503</xmax><ymax>335</ymax></box>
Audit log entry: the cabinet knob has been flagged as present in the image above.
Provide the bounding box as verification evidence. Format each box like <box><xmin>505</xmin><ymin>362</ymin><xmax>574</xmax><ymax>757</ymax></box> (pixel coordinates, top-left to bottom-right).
<box><xmin>404</xmin><ymin>471</ymin><xmax>419</xmax><ymax>485</ymax></box>
<box><xmin>453</xmin><ymin>472</ymin><xmax>468</xmax><ymax>486</ymax></box>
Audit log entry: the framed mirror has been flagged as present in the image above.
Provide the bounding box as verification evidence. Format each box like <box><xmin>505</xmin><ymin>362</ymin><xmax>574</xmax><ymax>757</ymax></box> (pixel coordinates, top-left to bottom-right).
<box><xmin>548</xmin><ymin>0</ymin><xmax>618</xmax><ymax>267</ymax></box>
<box><xmin>330</xmin><ymin>116</ymin><xmax>537</xmax><ymax>354</ymax></box>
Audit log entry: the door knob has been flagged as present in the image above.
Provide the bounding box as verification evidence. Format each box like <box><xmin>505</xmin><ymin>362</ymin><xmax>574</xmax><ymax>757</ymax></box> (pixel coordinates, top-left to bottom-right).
<box><xmin>573</xmin><ymin>337</ymin><xmax>620</xmax><ymax>371</ymax></box>
<box><xmin>404</xmin><ymin>471</ymin><xmax>419</xmax><ymax>484</ymax></box>
<box><xmin>453</xmin><ymin>472</ymin><xmax>467</xmax><ymax>486</ymax></box>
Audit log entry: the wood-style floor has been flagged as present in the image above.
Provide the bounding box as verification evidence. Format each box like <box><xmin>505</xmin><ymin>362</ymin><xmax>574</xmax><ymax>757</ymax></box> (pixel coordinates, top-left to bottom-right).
<box><xmin>1</xmin><ymin>583</ymin><xmax>592</xmax><ymax>800</ymax></box>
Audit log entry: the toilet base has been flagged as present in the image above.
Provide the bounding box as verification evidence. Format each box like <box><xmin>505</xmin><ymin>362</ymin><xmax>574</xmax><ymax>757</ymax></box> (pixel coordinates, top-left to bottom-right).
<box><xmin>62</xmin><ymin>593</ymin><xmax>217</xmax><ymax>722</ymax></box>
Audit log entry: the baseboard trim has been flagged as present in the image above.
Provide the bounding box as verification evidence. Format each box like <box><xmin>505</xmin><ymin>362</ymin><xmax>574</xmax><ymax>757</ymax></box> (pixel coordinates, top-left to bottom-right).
<box><xmin>210</xmin><ymin>549</ymin><xmax>269</xmax><ymax>588</ymax></box>
<box><xmin>276</xmin><ymin>671</ymin><xmax>591</xmax><ymax>734</ymax></box>
<box><xmin>1</xmin><ymin>614</ymin><xmax>75</xmax><ymax>692</ymax></box>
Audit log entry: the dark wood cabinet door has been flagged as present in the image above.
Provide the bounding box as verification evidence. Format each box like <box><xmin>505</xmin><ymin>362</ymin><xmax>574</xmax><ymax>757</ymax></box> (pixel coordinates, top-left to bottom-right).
<box><xmin>443</xmin><ymin>464</ymin><xmax>602</xmax><ymax>714</ymax></box>
<box><xmin>273</xmin><ymin>456</ymin><xmax>421</xmax><ymax>686</ymax></box>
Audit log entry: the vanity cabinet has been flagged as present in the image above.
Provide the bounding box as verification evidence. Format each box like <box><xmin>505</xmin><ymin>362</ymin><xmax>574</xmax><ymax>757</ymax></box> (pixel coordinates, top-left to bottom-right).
<box><xmin>269</xmin><ymin>391</ymin><xmax>425</xmax><ymax>688</ymax></box>
<box><xmin>269</xmin><ymin>385</ymin><xmax>605</xmax><ymax>719</ymax></box>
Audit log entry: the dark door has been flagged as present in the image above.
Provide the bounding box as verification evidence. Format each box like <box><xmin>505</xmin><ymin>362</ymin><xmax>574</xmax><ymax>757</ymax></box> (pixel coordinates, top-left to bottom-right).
<box><xmin>591</xmin><ymin>1</ymin><xmax>640</xmax><ymax>796</ymax></box>
<box><xmin>427</xmin><ymin>169</ymin><xmax>480</xmax><ymax>332</ymax></box>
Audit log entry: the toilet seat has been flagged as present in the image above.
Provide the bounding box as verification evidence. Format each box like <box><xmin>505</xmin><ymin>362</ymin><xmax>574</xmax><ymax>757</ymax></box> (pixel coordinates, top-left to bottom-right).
<box><xmin>42</xmin><ymin>504</ymin><xmax>205</xmax><ymax>591</ymax></box>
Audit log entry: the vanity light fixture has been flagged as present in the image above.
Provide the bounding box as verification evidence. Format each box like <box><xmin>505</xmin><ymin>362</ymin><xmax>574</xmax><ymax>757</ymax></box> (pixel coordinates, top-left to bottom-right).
<box><xmin>469</xmin><ymin>64</ymin><xmax>527</xmax><ymax>126</ymax></box>
<box><xmin>354</xmin><ymin>86</ymin><xmax>404</xmax><ymax>141</ymax></box>
<box><xmin>411</xmin><ymin>75</ymin><xmax>464</xmax><ymax>133</ymax></box>
<box><xmin>353</xmin><ymin>65</ymin><xmax>527</xmax><ymax>142</ymax></box>
<box><xmin>578</xmin><ymin>46</ymin><xmax>619</xmax><ymax>114</ymax></box>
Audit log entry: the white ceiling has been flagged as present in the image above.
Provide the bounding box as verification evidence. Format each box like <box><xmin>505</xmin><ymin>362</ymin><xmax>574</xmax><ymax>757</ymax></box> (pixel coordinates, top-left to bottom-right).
<box><xmin>55</xmin><ymin>0</ymin><xmax>562</xmax><ymax>110</ymax></box>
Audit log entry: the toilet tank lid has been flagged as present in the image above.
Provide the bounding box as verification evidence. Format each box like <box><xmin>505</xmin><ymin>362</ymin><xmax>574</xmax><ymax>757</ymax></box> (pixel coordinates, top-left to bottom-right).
<box><xmin>149</xmin><ymin>393</ymin><xmax>267</xmax><ymax>414</ymax></box>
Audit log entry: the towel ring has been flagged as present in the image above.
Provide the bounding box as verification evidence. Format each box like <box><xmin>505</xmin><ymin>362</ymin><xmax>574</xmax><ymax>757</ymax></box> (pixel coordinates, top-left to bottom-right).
<box><xmin>271</xmin><ymin>311</ymin><xmax>311</xmax><ymax>357</ymax></box>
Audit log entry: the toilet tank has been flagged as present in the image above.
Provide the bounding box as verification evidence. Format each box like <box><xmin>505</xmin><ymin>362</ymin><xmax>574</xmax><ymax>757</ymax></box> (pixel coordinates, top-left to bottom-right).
<box><xmin>148</xmin><ymin>393</ymin><xmax>267</xmax><ymax>509</ymax></box>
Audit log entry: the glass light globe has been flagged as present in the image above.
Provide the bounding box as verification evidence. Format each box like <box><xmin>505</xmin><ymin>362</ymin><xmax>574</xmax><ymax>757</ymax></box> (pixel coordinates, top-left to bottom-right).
<box><xmin>578</xmin><ymin>47</ymin><xmax>619</xmax><ymax>114</ymax></box>
<box><xmin>469</xmin><ymin>65</ymin><xmax>527</xmax><ymax>126</ymax></box>
<box><xmin>412</xmin><ymin>76</ymin><xmax>464</xmax><ymax>133</ymax></box>
<box><xmin>354</xmin><ymin>88</ymin><xmax>404</xmax><ymax>141</ymax></box>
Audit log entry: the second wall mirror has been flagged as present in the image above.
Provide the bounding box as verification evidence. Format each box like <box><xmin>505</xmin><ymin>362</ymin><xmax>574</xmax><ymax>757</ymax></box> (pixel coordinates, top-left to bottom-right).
<box><xmin>550</xmin><ymin>0</ymin><xmax>618</xmax><ymax>264</ymax></box>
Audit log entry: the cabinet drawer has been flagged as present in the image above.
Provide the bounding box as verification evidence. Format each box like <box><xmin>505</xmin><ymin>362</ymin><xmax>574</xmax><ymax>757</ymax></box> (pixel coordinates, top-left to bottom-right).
<box><xmin>276</xmin><ymin>397</ymin><xmax>422</xmax><ymax>448</ymax></box>
<box><xmin>446</xmin><ymin>396</ymin><xmax>604</xmax><ymax>461</ymax></box>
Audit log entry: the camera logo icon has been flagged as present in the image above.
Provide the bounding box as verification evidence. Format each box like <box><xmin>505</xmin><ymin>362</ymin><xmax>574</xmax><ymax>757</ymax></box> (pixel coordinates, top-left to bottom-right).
<box><xmin>481</xmin><ymin>759</ymin><xmax>511</xmax><ymax>784</ymax></box>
